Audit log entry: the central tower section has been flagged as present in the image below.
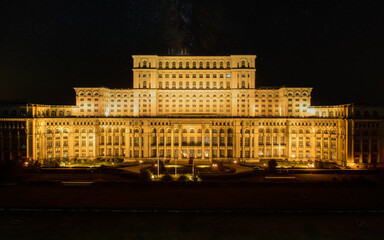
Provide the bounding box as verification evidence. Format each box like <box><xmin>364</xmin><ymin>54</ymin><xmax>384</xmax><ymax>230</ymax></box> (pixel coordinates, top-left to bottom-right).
<box><xmin>132</xmin><ymin>55</ymin><xmax>257</xmax><ymax>90</ymax></box>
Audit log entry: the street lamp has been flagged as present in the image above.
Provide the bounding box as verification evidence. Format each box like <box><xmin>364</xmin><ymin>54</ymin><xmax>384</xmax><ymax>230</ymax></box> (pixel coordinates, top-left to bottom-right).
<box><xmin>157</xmin><ymin>157</ymin><xmax>159</xmax><ymax>179</ymax></box>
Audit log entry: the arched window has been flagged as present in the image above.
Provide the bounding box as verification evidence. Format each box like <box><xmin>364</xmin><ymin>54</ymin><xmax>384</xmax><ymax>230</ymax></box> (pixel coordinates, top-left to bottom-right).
<box><xmin>227</xmin><ymin>61</ymin><xmax>230</xmax><ymax>68</ymax></box>
<box><xmin>179</xmin><ymin>61</ymin><xmax>183</xmax><ymax>68</ymax></box>
<box><xmin>228</xmin><ymin>129</ymin><xmax>233</xmax><ymax>133</ymax></box>
<box><xmin>206</xmin><ymin>61</ymin><xmax>210</xmax><ymax>68</ymax></box>
<box><xmin>143</xmin><ymin>60</ymin><xmax>147</xmax><ymax>68</ymax></box>
<box><xmin>160</xmin><ymin>129</ymin><xmax>164</xmax><ymax>133</ymax></box>
<box><xmin>213</xmin><ymin>62</ymin><xmax>217</xmax><ymax>68</ymax></box>
<box><xmin>199</xmin><ymin>81</ymin><xmax>203</xmax><ymax>88</ymax></box>
<box><xmin>186</xmin><ymin>62</ymin><xmax>190</xmax><ymax>68</ymax></box>
<box><xmin>152</xmin><ymin>129</ymin><xmax>156</xmax><ymax>133</ymax></box>
<box><xmin>172</xmin><ymin>61</ymin><xmax>176</xmax><ymax>68</ymax></box>
<box><xmin>159</xmin><ymin>62</ymin><xmax>163</xmax><ymax>68</ymax></box>
<box><xmin>193</xmin><ymin>62</ymin><xmax>196</xmax><ymax>68</ymax></box>
<box><xmin>182</xmin><ymin>129</ymin><xmax>187</xmax><ymax>133</ymax></box>
<box><xmin>55</xmin><ymin>129</ymin><xmax>60</xmax><ymax>134</ymax></box>
<box><xmin>143</xmin><ymin>81</ymin><xmax>147</xmax><ymax>88</ymax></box>
<box><xmin>205</xmin><ymin>129</ymin><xmax>209</xmax><ymax>133</ymax></box>
<box><xmin>241</xmin><ymin>81</ymin><xmax>246</xmax><ymax>88</ymax></box>
<box><xmin>192</xmin><ymin>82</ymin><xmax>196</xmax><ymax>89</ymax></box>
<box><xmin>165</xmin><ymin>62</ymin><xmax>169</xmax><ymax>68</ymax></box>
<box><xmin>241</xmin><ymin>60</ymin><xmax>245</xmax><ymax>68</ymax></box>
<box><xmin>220</xmin><ymin>129</ymin><xmax>225</xmax><ymax>133</ymax></box>
<box><xmin>172</xmin><ymin>81</ymin><xmax>176</xmax><ymax>88</ymax></box>
<box><xmin>213</xmin><ymin>129</ymin><xmax>217</xmax><ymax>133</ymax></box>
<box><xmin>199</xmin><ymin>62</ymin><xmax>203</xmax><ymax>68</ymax></box>
<box><xmin>190</xmin><ymin>129</ymin><xmax>195</xmax><ymax>133</ymax></box>
<box><xmin>245</xmin><ymin>129</ymin><xmax>250</xmax><ymax>134</ymax></box>
<box><xmin>198</xmin><ymin>129</ymin><xmax>202</xmax><ymax>133</ymax></box>
<box><xmin>186</xmin><ymin>82</ymin><xmax>190</xmax><ymax>88</ymax></box>
<box><xmin>299</xmin><ymin>129</ymin><xmax>303</xmax><ymax>134</ymax></box>
<box><xmin>259</xmin><ymin>129</ymin><xmax>264</xmax><ymax>133</ymax></box>
<box><xmin>179</xmin><ymin>82</ymin><xmax>183</xmax><ymax>88</ymax></box>
<box><xmin>220</xmin><ymin>62</ymin><xmax>223</xmax><ymax>68</ymax></box>
<box><xmin>175</xmin><ymin>129</ymin><xmax>179</xmax><ymax>133</ymax></box>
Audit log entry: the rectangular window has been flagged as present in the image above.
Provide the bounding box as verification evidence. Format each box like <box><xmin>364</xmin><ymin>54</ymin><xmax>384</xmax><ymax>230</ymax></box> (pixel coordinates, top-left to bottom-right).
<box><xmin>134</xmin><ymin>137</ymin><xmax>139</xmax><ymax>146</ymax></box>
<box><xmin>205</xmin><ymin>137</ymin><xmax>210</xmax><ymax>146</ymax></box>
<box><xmin>212</xmin><ymin>137</ymin><xmax>217</xmax><ymax>146</ymax></box>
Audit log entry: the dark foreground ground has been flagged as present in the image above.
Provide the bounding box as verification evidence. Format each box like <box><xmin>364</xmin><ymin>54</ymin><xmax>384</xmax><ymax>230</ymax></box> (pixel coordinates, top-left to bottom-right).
<box><xmin>1</xmin><ymin>170</ymin><xmax>384</xmax><ymax>239</ymax></box>
<box><xmin>1</xmin><ymin>211</ymin><xmax>383</xmax><ymax>240</ymax></box>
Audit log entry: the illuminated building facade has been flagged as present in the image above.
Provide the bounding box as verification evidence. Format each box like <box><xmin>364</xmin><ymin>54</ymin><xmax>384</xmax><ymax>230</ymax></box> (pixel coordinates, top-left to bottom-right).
<box><xmin>1</xmin><ymin>55</ymin><xmax>384</xmax><ymax>168</ymax></box>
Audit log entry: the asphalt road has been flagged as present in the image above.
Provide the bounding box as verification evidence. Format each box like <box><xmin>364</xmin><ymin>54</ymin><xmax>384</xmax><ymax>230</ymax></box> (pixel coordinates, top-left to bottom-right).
<box><xmin>1</xmin><ymin>171</ymin><xmax>384</xmax><ymax>240</ymax></box>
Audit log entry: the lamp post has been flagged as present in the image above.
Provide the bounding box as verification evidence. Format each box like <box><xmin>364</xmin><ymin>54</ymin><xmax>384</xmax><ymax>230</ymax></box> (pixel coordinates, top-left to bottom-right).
<box><xmin>175</xmin><ymin>157</ymin><xmax>177</xmax><ymax>176</ymax></box>
<box><xmin>157</xmin><ymin>157</ymin><xmax>159</xmax><ymax>179</ymax></box>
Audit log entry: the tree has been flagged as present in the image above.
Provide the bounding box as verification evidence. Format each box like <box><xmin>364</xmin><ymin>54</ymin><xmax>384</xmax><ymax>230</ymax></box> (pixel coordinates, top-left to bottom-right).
<box><xmin>268</xmin><ymin>160</ymin><xmax>277</xmax><ymax>173</ymax></box>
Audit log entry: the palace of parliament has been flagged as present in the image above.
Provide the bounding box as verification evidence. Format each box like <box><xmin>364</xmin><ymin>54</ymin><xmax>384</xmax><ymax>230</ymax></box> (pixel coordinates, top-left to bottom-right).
<box><xmin>1</xmin><ymin>55</ymin><xmax>383</xmax><ymax>168</ymax></box>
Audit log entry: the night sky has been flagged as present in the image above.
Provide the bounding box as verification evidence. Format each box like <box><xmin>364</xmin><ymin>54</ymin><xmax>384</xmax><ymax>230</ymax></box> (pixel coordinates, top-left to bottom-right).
<box><xmin>0</xmin><ymin>0</ymin><xmax>383</xmax><ymax>106</ymax></box>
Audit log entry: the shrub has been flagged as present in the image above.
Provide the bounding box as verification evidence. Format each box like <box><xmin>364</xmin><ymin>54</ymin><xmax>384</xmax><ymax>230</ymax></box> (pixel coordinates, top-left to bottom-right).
<box><xmin>177</xmin><ymin>175</ymin><xmax>188</xmax><ymax>182</ymax></box>
<box><xmin>161</xmin><ymin>174</ymin><xmax>173</xmax><ymax>182</ymax></box>
<box><xmin>140</xmin><ymin>170</ymin><xmax>151</xmax><ymax>181</ymax></box>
